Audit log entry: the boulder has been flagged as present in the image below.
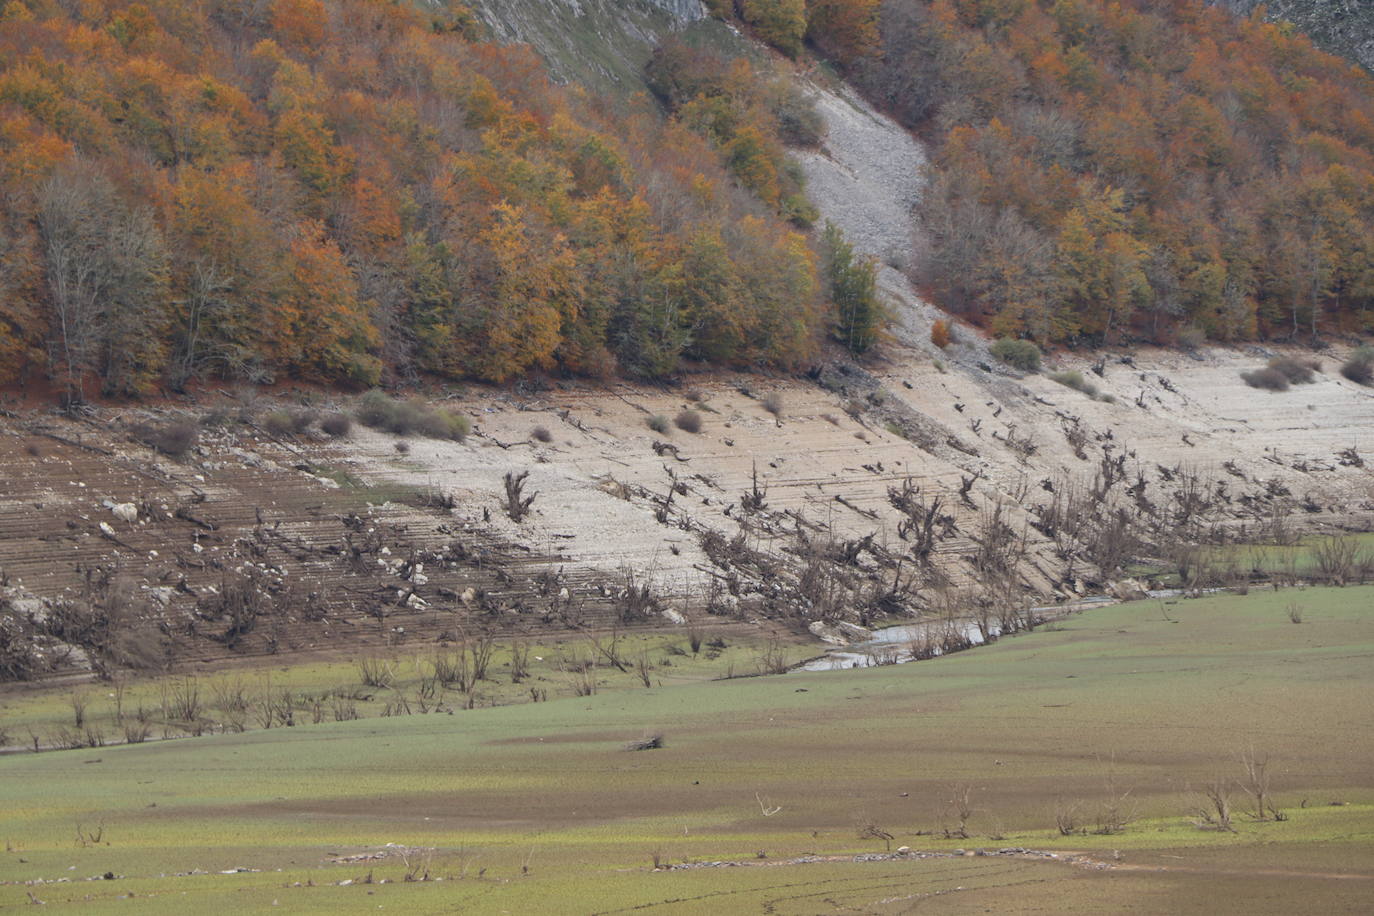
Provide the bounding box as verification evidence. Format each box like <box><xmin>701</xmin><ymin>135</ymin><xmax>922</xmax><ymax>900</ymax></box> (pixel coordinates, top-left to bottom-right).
<box><xmin>1107</xmin><ymin>578</ymin><xmax>1149</xmax><ymax>601</ymax></box>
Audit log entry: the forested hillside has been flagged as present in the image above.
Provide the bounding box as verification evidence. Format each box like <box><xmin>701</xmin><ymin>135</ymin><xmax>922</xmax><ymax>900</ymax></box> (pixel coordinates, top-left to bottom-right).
<box><xmin>827</xmin><ymin>0</ymin><xmax>1374</xmax><ymax>345</ymax></box>
<box><xmin>0</xmin><ymin>0</ymin><xmax>832</xmax><ymax>402</ymax></box>
<box><xmin>705</xmin><ymin>0</ymin><xmax>1374</xmax><ymax>347</ymax></box>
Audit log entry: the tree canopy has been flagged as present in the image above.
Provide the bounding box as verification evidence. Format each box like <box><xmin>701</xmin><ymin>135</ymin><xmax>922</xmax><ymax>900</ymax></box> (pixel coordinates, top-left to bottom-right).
<box><xmin>0</xmin><ymin>0</ymin><xmax>828</xmax><ymax>397</ymax></box>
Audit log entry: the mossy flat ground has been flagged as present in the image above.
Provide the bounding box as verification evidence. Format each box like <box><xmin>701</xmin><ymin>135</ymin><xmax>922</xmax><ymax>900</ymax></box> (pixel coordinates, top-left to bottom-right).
<box><xmin>3</xmin><ymin>587</ymin><xmax>1373</xmax><ymax>913</ymax></box>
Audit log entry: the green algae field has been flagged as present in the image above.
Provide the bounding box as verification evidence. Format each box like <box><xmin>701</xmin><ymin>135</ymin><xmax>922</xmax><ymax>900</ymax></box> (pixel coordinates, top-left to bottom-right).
<box><xmin>3</xmin><ymin>587</ymin><xmax>1372</xmax><ymax>913</ymax></box>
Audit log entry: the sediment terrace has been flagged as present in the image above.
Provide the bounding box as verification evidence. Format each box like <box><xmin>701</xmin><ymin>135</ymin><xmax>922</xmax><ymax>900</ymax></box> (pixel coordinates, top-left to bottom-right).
<box><xmin>3</xmin><ymin>338</ymin><xmax>1371</xmax><ymax>683</ymax></box>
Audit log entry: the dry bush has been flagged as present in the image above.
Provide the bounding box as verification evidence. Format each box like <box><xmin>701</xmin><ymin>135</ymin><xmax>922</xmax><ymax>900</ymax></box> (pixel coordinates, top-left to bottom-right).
<box><xmin>646</xmin><ymin>414</ymin><xmax>669</xmax><ymax>433</ymax></box>
<box><xmin>1313</xmin><ymin>535</ymin><xmax>1365</xmax><ymax>586</ymax></box>
<box><xmin>1267</xmin><ymin>356</ymin><xmax>1319</xmax><ymax>384</ymax></box>
<box><xmin>930</xmin><ymin>318</ymin><xmax>952</xmax><ymax>349</ymax></box>
<box><xmin>1192</xmin><ymin>778</ymin><xmax>1236</xmax><ymax>832</ymax></box>
<box><xmin>570</xmin><ymin>662</ymin><xmax>597</xmax><ymax>696</ymax></box>
<box><xmin>263</xmin><ymin>410</ymin><xmax>295</xmax><ymax>436</ymax></box>
<box><xmin>122</xmin><ymin>720</ymin><xmax>151</xmax><ymax>744</ymax></box>
<box><xmin>943</xmin><ymin>783</ymin><xmax>974</xmax><ymax>838</ymax></box>
<box><xmin>531</xmin><ymin>425</ymin><xmax>552</xmax><ymax>443</ymax></box>
<box><xmin>857</xmin><ymin>819</ymin><xmax>894</xmax><ymax>851</ymax></box>
<box><xmin>762</xmin><ymin>392</ymin><xmax>784</xmax><ymax>418</ymax></box>
<box><xmin>320</xmin><ymin>413</ymin><xmax>352</xmax><ymax>437</ymax></box>
<box><xmin>1054</xmin><ymin>797</ymin><xmax>1082</xmax><ymax>836</ymax></box>
<box><xmin>290</xmin><ymin>409</ymin><xmax>318</xmax><ymax>433</ymax></box>
<box><xmin>357</xmin><ymin>655</ymin><xmax>395</xmax><ymax>688</ymax></box>
<box><xmin>1240</xmin><ymin>367</ymin><xmax>1289</xmax><ymax>391</ymax></box>
<box><xmin>133</xmin><ymin>419</ymin><xmax>199</xmax><ymax>458</ymax></box>
<box><xmin>674</xmin><ymin>409</ymin><xmax>703</xmax><ymax>433</ymax></box>
<box><xmin>431</xmin><ymin>650</ymin><xmax>471</xmax><ymax>690</ymax></box>
<box><xmin>755</xmin><ymin>638</ymin><xmax>790</xmax><ymax>675</ymax></box>
<box><xmin>1177</xmin><ymin>325</ymin><xmax>1206</xmax><ymax>350</ymax></box>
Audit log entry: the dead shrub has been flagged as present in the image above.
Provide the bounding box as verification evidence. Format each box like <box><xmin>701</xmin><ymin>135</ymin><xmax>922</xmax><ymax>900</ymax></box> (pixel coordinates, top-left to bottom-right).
<box><xmin>1192</xmin><ymin>777</ymin><xmax>1236</xmax><ymax>832</ymax></box>
<box><xmin>133</xmin><ymin>420</ymin><xmax>199</xmax><ymax>458</ymax></box>
<box><xmin>502</xmin><ymin>470</ymin><xmax>537</xmax><ymax>521</ymax></box>
<box><xmin>1054</xmin><ymin>797</ymin><xmax>1082</xmax><ymax>836</ymax></box>
<box><xmin>357</xmin><ymin>655</ymin><xmax>395</xmax><ymax>688</ymax></box>
<box><xmin>1340</xmin><ymin>346</ymin><xmax>1374</xmax><ymax>384</ymax></box>
<box><xmin>1240</xmin><ymin>367</ymin><xmax>1289</xmax><ymax>391</ymax></box>
<box><xmin>263</xmin><ymin>410</ymin><xmax>295</xmax><ymax>437</ymax></box>
<box><xmin>762</xmin><ymin>392</ymin><xmax>784</xmax><ymax>418</ymax></box>
<box><xmin>942</xmin><ymin>783</ymin><xmax>975</xmax><ymax>839</ymax></box>
<box><xmin>674</xmin><ymin>409</ymin><xmax>702</xmax><ymax>433</ymax></box>
<box><xmin>1313</xmin><ymin>535</ymin><xmax>1360</xmax><ymax>586</ymax></box>
<box><xmin>930</xmin><ymin>318</ymin><xmax>952</xmax><ymax>349</ymax></box>
<box><xmin>290</xmin><ymin>409</ymin><xmax>318</xmax><ymax>433</ymax></box>
<box><xmin>531</xmin><ymin>425</ymin><xmax>553</xmax><ymax>443</ymax></box>
<box><xmin>646</xmin><ymin>414</ymin><xmax>669</xmax><ymax>434</ymax></box>
<box><xmin>320</xmin><ymin>413</ymin><xmax>352</xmax><ymax>437</ymax></box>
<box><xmin>1267</xmin><ymin>356</ymin><xmax>1319</xmax><ymax>384</ymax></box>
<box><xmin>754</xmin><ymin>638</ymin><xmax>790</xmax><ymax>675</ymax></box>
<box><xmin>1177</xmin><ymin>325</ymin><xmax>1207</xmax><ymax>350</ymax></box>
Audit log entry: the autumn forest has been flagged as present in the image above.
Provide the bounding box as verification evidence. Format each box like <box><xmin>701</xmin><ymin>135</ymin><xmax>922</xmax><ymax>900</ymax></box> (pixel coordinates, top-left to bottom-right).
<box><xmin>2</xmin><ymin>0</ymin><xmax>1374</xmax><ymax>403</ymax></box>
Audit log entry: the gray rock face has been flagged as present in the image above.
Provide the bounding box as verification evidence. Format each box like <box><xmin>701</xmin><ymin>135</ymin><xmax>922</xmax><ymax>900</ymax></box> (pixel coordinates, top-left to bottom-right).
<box><xmin>469</xmin><ymin>0</ymin><xmax>707</xmax><ymax>94</ymax></box>
<box><xmin>1209</xmin><ymin>0</ymin><xmax>1374</xmax><ymax>71</ymax></box>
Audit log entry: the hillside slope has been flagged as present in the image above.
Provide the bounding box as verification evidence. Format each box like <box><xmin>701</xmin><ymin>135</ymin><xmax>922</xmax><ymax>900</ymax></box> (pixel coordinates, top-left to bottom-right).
<box><xmin>6</xmin><ymin>337</ymin><xmax>1373</xmax><ymax>682</ymax></box>
<box><xmin>467</xmin><ymin>0</ymin><xmax>717</xmax><ymax>93</ymax></box>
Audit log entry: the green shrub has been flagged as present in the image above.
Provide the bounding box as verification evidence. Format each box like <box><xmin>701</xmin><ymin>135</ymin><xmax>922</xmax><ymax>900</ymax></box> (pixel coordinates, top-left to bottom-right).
<box><xmin>1341</xmin><ymin>346</ymin><xmax>1374</xmax><ymax>385</ymax></box>
<box><xmin>990</xmin><ymin>338</ymin><xmax>1041</xmax><ymax>372</ymax></box>
<box><xmin>354</xmin><ymin>390</ymin><xmax>469</xmax><ymax>441</ymax></box>
<box><xmin>1049</xmin><ymin>370</ymin><xmax>1099</xmax><ymax>398</ymax></box>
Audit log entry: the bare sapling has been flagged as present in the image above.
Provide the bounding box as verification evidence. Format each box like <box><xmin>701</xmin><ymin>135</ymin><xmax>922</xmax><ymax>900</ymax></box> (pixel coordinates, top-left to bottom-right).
<box><xmin>1192</xmin><ymin>777</ymin><xmax>1236</xmax><ymax>832</ymax></box>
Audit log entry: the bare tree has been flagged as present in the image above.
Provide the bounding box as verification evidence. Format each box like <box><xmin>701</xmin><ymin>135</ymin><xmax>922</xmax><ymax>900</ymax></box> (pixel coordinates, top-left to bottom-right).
<box><xmin>942</xmin><ymin>783</ymin><xmax>974</xmax><ymax>839</ymax></box>
<box><xmin>39</xmin><ymin>162</ymin><xmax>110</xmax><ymax>406</ymax></box>
<box><xmin>1239</xmin><ymin>747</ymin><xmax>1282</xmax><ymax>821</ymax></box>
<box><xmin>38</xmin><ymin>160</ymin><xmax>168</xmax><ymax>404</ymax></box>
